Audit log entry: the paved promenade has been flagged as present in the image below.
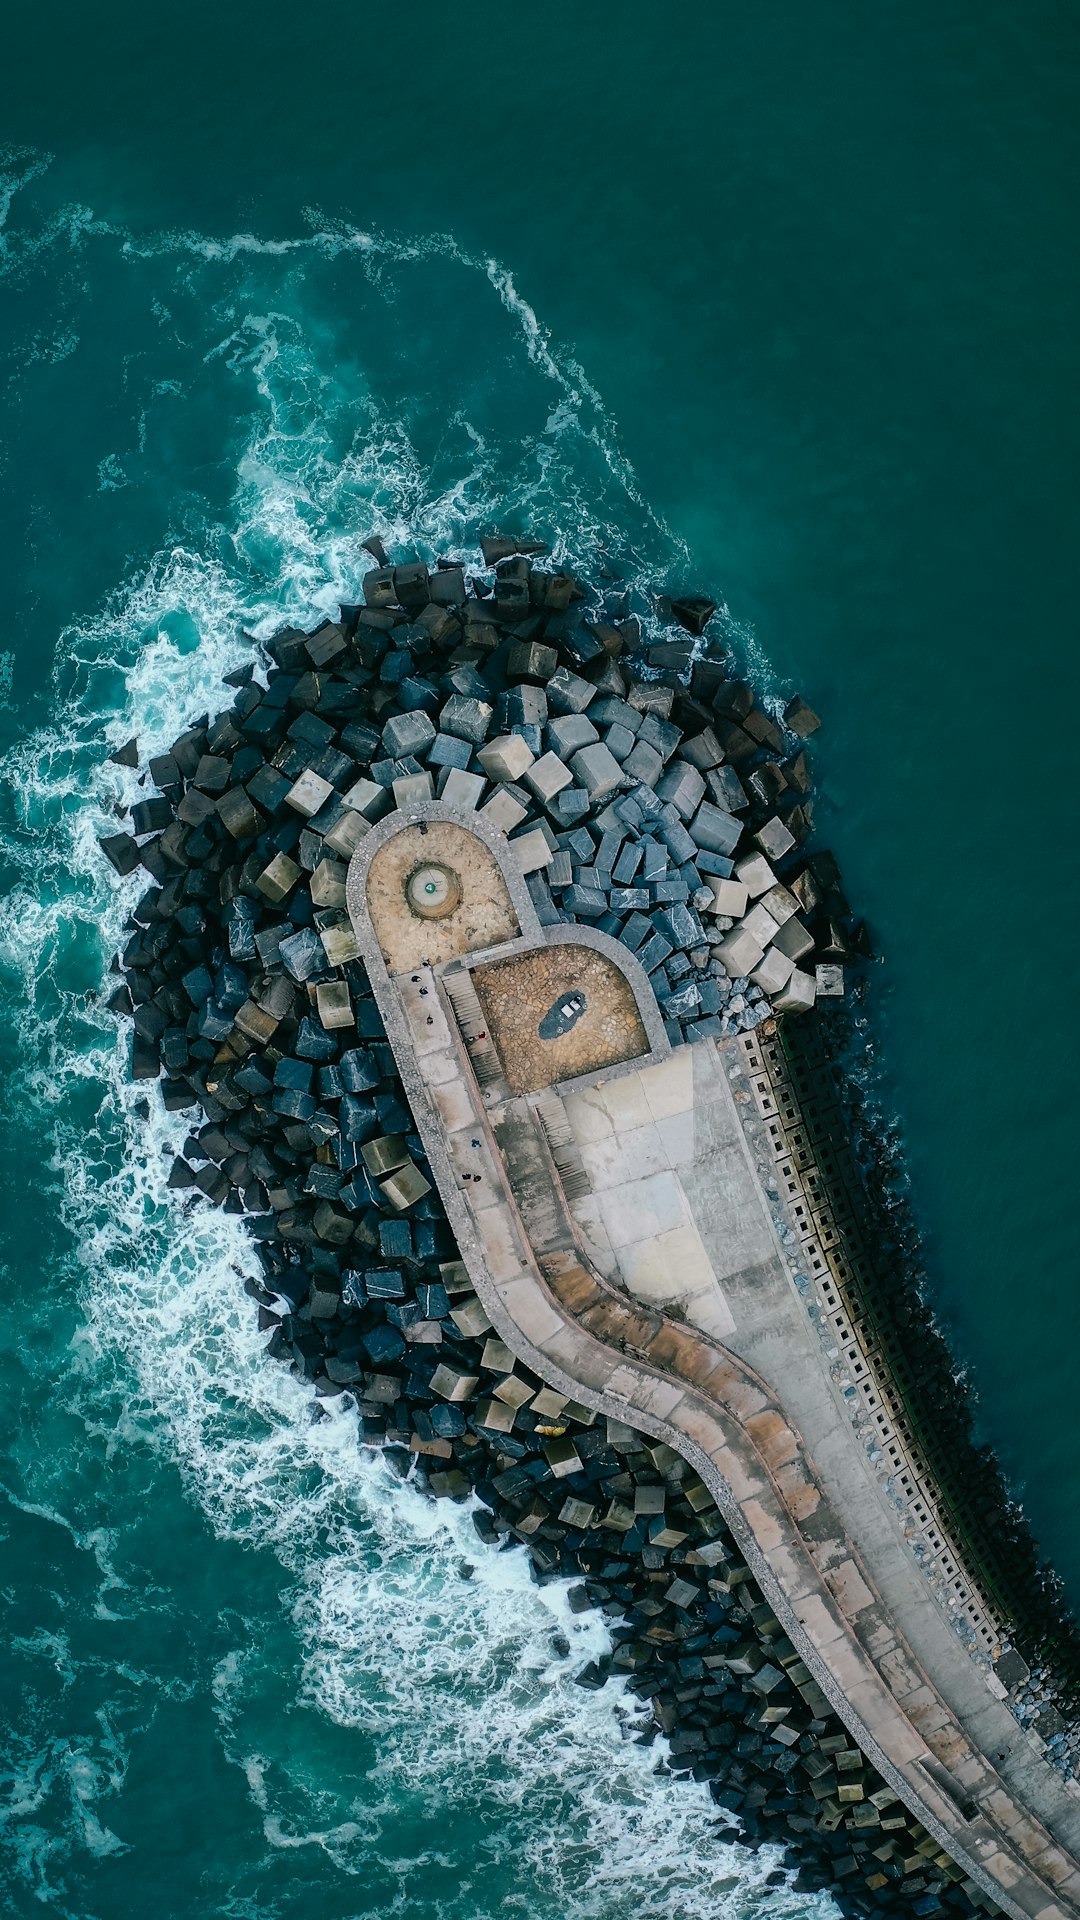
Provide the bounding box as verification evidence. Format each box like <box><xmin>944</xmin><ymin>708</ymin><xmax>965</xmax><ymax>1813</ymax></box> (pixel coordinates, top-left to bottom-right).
<box><xmin>347</xmin><ymin>801</ymin><xmax>1080</xmax><ymax>1920</ymax></box>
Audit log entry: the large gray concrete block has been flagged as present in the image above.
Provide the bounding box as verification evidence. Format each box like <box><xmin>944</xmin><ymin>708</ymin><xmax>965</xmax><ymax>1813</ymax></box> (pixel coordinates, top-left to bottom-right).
<box><xmin>656</xmin><ymin>761</ymin><xmax>706</xmax><ymax>820</ymax></box>
<box><xmin>740</xmin><ymin>902</ymin><xmax>780</xmax><ymax>947</ymax></box>
<box><xmin>286</xmin><ymin>769</ymin><xmax>335</xmax><ymax>818</ymax></box>
<box><xmin>708</xmin><ymin>876</ymin><xmax>749</xmax><ymax>918</ymax></box>
<box><xmin>754</xmin><ymin>814</ymin><xmax>797</xmax><ymax>862</ymax></box>
<box><xmin>715</xmin><ymin>926</ymin><xmax>766</xmax><ymax>978</ymax></box>
<box><xmin>569</xmin><ymin>741</ymin><xmax>624</xmax><ymax>803</ymax></box>
<box><xmin>773</xmin><ymin>968</ymin><xmax>817</xmax><ymax>1013</ymax></box>
<box><xmin>622</xmin><ymin>739</ymin><xmax>663</xmax><ymax>787</ymax></box>
<box><xmin>437</xmin><ymin>767</ymin><xmax>486</xmax><ymax>810</ymax></box>
<box><xmin>546</xmin><ymin>713</ymin><xmax>599</xmax><ymax>758</ymax></box>
<box><xmin>382</xmin><ymin>710</ymin><xmax>437</xmax><ymax>760</ymax></box>
<box><xmin>478</xmin><ymin>786</ymin><xmax>530</xmax><ymax>833</ymax></box>
<box><xmin>546</xmin><ymin>666</ymin><xmax>596</xmax><ymax>716</ymax></box>
<box><xmin>750</xmin><ymin>947</ymin><xmax>795</xmax><ymax>995</ymax></box>
<box><xmin>690</xmin><ymin>800</ymin><xmax>742</xmax><ymax>857</ymax></box>
<box><xmin>477</xmin><ymin>733</ymin><xmax>535</xmax><ymax>783</ymax></box>
<box><xmin>735</xmin><ymin>852</ymin><xmax>777</xmax><ymax>898</ymax></box>
<box><xmin>524</xmin><ymin>751</ymin><xmax>574</xmax><ymax>804</ymax></box>
<box><xmin>440</xmin><ymin>693</ymin><xmax>493</xmax><ymax>746</ymax></box>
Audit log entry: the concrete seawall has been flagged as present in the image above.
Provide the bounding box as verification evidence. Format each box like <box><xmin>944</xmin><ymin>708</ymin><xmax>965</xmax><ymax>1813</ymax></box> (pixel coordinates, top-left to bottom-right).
<box><xmin>347</xmin><ymin>799</ymin><xmax>1080</xmax><ymax>1920</ymax></box>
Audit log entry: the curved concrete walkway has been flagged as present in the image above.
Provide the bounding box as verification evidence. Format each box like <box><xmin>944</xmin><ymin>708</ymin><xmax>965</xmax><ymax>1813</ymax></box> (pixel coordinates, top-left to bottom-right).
<box><xmin>347</xmin><ymin>802</ymin><xmax>1080</xmax><ymax>1920</ymax></box>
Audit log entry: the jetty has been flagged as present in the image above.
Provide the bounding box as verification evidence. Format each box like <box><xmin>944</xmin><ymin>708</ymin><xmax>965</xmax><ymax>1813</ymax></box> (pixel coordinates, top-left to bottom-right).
<box><xmin>344</xmin><ymin>799</ymin><xmax>1080</xmax><ymax>1920</ymax></box>
<box><xmin>103</xmin><ymin>539</ymin><xmax>1080</xmax><ymax>1920</ymax></box>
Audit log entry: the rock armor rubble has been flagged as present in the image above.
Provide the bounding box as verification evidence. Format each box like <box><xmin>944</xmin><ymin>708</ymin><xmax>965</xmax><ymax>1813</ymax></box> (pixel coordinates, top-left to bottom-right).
<box><xmin>102</xmin><ymin>540</ymin><xmax>1016</xmax><ymax>1920</ymax></box>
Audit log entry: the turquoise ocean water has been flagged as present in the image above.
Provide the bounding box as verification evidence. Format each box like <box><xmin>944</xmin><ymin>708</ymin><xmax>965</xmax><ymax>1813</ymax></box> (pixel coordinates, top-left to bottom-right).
<box><xmin>1</xmin><ymin>5</ymin><xmax>1078</xmax><ymax>1913</ymax></box>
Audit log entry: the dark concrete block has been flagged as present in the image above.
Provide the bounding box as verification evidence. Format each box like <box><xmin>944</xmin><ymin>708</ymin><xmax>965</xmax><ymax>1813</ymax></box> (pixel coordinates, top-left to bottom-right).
<box><xmin>691</xmin><ymin>801</ymin><xmax>742</xmax><ymax>858</ymax></box>
<box><xmin>743</xmin><ymin>708</ymin><xmax>785</xmax><ymax>755</ymax></box>
<box><xmin>546</xmin><ymin>666</ymin><xmax>596</xmax><ymax>716</ymax></box>
<box><xmin>99</xmin><ymin>833</ymin><xmax>141</xmax><ymax>876</ymax></box>
<box><xmin>707</xmin><ymin>765</ymin><xmax>749</xmax><ymax>813</ymax></box>
<box><xmin>670</xmin><ymin>596</ymin><xmax>716</xmax><ymax>636</ymax></box>
<box><xmin>216</xmin><ymin>787</ymin><xmax>264</xmax><ymax>840</ymax></box>
<box><xmin>193</xmin><ymin>754</ymin><xmax>232</xmax><ymax>794</ymax></box>
<box><xmin>131</xmin><ymin>797</ymin><xmax>174</xmax><ymax>836</ymax></box>
<box><xmin>305</xmin><ymin>622</ymin><xmax>347</xmax><ymax>669</ymax></box>
<box><xmin>637</xmin><ymin>932</ymin><xmax>674</xmax><ymax>972</ymax></box>
<box><xmin>194</xmin><ymin>1163</ymin><xmax>230</xmax><ymax>1204</ymax></box>
<box><xmin>363</xmin><ymin>567</ymin><xmax>398</xmax><ymax>609</ymax></box>
<box><xmin>562</xmin><ymin>885</ymin><xmax>608</xmax><ymax>918</ymax></box>
<box><xmin>279</xmin><ymin>928</ymin><xmax>324</xmax><ymax>982</ymax></box>
<box><xmin>440</xmin><ymin>694</ymin><xmax>492</xmax><ymax>745</ymax></box>
<box><xmin>177</xmin><ymin>787</ymin><xmax>217</xmax><ymax>828</ymax></box>
<box><xmin>783</xmin><ymin>695</ymin><xmax>821</xmax><ymax>738</ymax></box>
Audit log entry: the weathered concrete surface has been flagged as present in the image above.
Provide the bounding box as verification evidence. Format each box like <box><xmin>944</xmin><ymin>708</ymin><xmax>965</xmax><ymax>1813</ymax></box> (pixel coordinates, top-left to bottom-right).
<box><xmin>347</xmin><ymin>803</ymin><xmax>1080</xmax><ymax>1920</ymax></box>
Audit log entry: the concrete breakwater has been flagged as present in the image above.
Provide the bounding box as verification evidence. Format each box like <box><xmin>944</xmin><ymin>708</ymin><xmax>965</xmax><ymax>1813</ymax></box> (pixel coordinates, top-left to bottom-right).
<box><xmin>100</xmin><ymin>536</ymin><xmax>1079</xmax><ymax>1918</ymax></box>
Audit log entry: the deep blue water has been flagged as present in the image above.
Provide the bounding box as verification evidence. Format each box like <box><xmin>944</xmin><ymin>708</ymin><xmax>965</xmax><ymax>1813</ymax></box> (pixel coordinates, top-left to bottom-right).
<box><xmin>1</xmin><ymin>3</ymin><xmax>1078</xmax><ymax>1913</ymax></box>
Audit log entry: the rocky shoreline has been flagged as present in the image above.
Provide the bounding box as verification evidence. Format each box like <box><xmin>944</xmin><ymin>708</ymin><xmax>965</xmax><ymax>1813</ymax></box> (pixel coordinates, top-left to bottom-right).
<box><xmin>100</xmin><ymin>535</ymin><xmax>1073</xmax><ymax>1916</ymax></box>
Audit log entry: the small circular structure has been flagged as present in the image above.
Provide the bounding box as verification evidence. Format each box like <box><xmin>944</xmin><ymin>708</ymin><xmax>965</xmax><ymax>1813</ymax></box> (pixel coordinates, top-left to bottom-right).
<box><xmin>405</xmin><ymin>861</ymin><xmax>462</xmax><ymax>920</ymax></box>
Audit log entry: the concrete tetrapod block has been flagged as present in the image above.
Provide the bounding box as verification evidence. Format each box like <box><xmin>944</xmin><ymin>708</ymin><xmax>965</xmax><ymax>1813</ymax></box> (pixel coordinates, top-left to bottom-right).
<box><xmin>735</xmin><ymin>852</ymin><xmax>777</xmax><ymax>898</ymax></box>
<box><xmin>524</xmin><ymin>751</ymin><xmax>574</xmax><ymax>805</ymax></box>
<box><xmin>773</xmin><ymin>967</ymin><xmax>817</xmax><ymax>1014</ymax></box>
<box><xmin>715</xmin><ymin>926</ymin><xmax>766</xmax><ymax>979</ymax></box>
<box><xmin>816</xmin><ymin>962</ymin><xmax>845</xmax><ymax>997</ymax></box>
<box><xmin>751</xmin><ymin>947</ymin><xmax>796</xmax><ymax>995</ymax></box>
<box><xmin>477</xmin><ymin>733</ymin><xmax>535</xmax><ymax>783</ymax></box>
<box><xmin>569</xmin><ymin>742</ymin><xmax>624</xmax><ymax>803</ymax></box>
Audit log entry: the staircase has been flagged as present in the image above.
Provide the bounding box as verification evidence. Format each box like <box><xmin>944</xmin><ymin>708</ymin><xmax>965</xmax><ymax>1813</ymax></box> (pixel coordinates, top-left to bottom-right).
<box><xmin>532</xmin><ymin>1091</ymin><xmax>592</xmax><ymax>1201</ymax></box>
<box><xmin>441</xmin><ymin>966</ymin><xmax>506</xmax><ymax>1089</ymax></box>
